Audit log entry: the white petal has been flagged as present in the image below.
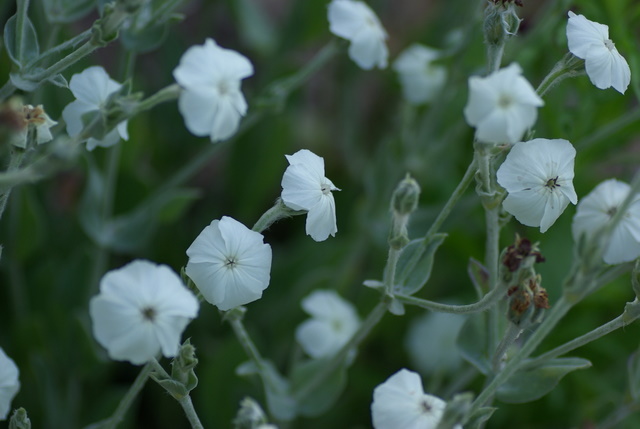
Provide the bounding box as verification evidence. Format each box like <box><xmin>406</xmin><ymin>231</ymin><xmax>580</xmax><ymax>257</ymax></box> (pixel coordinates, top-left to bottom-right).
<box><xmin>178</xmin><ymin>88</ymin><xmax>219</xmax><ymax>137</ymax></box>
<box><xmin>348</xmin><ymin>25</ymin><xmax>388</xmax><ymax>70</ymax></box>
<box><xmin>567</xmin><ymin>12</ymin><xmax>610</xmax><ymax>59</ymax></box>
<box><xmin>69</xmin><ymin>66</ymin><xmax>122</xmax><ymax>106</ymax></box>
<box><xmin>328</xmin><ymin>0</ymin><xmax>369</xmax><ymax>39</ymax></box>
<box><xmin>0</xmin><ymin>348</ymin><xmax>20</xmax><ymax>421</ymax></box>
<box><xmin>62</xmin><ymin>100</ymin><xmax>93</xmax><ymax>137</ymax></box>
<box><xmin>296</xmin><ymin>319</ymin><xmax>340</xmax><ymax>358</ymax></box>
<box><xmin>208</xmin><ymin>93</ymin><xmax>246</xmax><ymax>142</ymax></box>
<box><xmin>306</xmin><ymin>194</ymin><xmax>338</xmax><ymax>241</ymax></box>
<box><xmin>393</xmin><ymin>44</ymin><xmax>440</xmax><ymax>74</ymax></box>
<box><xmin>585</xmin><ymin>44</ymin><xmax>616</xmax><ymax>90</ymax></box>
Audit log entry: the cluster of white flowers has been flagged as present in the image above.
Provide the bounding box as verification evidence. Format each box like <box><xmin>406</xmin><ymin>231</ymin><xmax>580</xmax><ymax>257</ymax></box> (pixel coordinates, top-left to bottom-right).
<box><xmin>0</xmin><ymin>348</ymin><xmax>20</xmax><ymax>421</ymax></box>
<box><xmin>295</xmin><ymin>289</ymin><xmax>360</xmax><ymax>359</ymax></box>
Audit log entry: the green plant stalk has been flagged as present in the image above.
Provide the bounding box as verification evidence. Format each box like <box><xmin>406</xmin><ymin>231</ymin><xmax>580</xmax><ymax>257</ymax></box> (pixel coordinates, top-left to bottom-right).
<box><xmin>383</xmin><ymin>248</ymin><xmax>401</xmax><ymax>296</ymax></box>
<box><xmin>26</xmin><ymin>29</ymin><xmax>92</xmax><ymax>69</ymax></box>
<box><xmin>149</xmin><ymin>359</ymin><xmax>204</xmax><ymax>429</ymax></box>
<box><xmin>0</xmin><ymin>149</ymin><xmax>27</xmax><ymax>223</ymax></box>
<box><xmin>394</xmin><ymin>282</ymin><xmax>505</xmax><ymax>314</ymax></box>
<box><xmin>294</xmin><ymin>301</ymin><xmax>388</xmax><ymax>402</ymax></box>
<box><xmin>101</xmin><ymin>362</ymin><xmax>153</xmax><ymax>429</ymax></box>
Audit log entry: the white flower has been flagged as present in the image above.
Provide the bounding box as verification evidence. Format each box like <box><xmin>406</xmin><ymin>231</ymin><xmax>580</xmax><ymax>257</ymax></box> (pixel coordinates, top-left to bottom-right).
<box><xmin>295</xmin><ymin>290</ymin><xmax>360</xmax><ymax>359</ymax></box>
<box><xmin>327</xmin><ymin>0</ymin><xmax>388</xmax><ymax>70</ymax></box>
<box><xmin>89</xmin><ymin>260</ymin><xmax>199</xmax><ymax>365</ymax></box>
<box><xmin>572</xmin><ymin>179</ymin><xmax>640</xmax><ymax>264</ymax></box>
<box><xmin>62</xmin><ymin>66</ymin><xmax>129</xmax><ymax>151</ymax></box>
<box><xmin>13</xmin><ymin>104</ymin><xmax>57</xmax><ymax>148</ymax></box>
<box><xmin>0</xmin><ymin>348</ymin><xmax>20</xmax><ymax>421</ymax></box>
<box><xmin>497</xmin><ymin>138</ymin><xmax>578</xmax><ymax>233</ymax></box>
<box><xmin>281</xmin><ymin>149</ymin><xmax>340</xmax><ymax>241</ymax></box>
<box><xmin>393</xmin><ymin>44</ymin><xmax>447</xmax><ymax>105</ymax></box>
<box><xmin>173</xmin><ymin>38</ymin><xmax>253</xmax><ymax>142</ymax></box>
<box><xmin>371</xmin><ymin>368</ymin><xmax>457</xmax><ymax>429</ymax></box>
<box><xmin>567</xmin><ymin>11</ymin><xmax>631</xmax><ymax>94</ymax></box>
<box><xmin>186</xmin><ymin>216</ymin><xmax>272</xmax><ymax>311</ymax></box>
<box><xmin>405</xmin><ymin>312</ymin><xmax>465</xmax><ymax>375</ymax></box>
<box><xmin>463</xmin><ymin>63</ymin><xmax>544</xmax><ymax>144</ymax></box>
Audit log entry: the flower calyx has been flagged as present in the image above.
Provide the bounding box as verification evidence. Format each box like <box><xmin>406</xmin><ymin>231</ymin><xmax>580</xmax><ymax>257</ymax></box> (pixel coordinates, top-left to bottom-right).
<box><xmin>507</xmin><ymin>274</ymin><xmax>549</xmax><ymax>326</ymax></box>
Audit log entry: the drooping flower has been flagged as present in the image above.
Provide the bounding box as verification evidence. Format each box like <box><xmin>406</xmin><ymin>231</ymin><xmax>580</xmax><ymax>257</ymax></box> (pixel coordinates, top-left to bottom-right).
<box><xmin>572</xmin><ymin>179</ymin><xmax>640</xmax><ymax>264</ymax></box>
<box><xmin>295</xmin><ymin>290</ymin><xmax>360</xmax><ymax>359</ymax></box>
<box><xmin>173</xmin><ymin>38</ymin><xmax>253</xmax><ymax>142</ymax></box>
<box><xmin>567</xmin><ymin>11</ymin><xmax>631</xmax><ymax>94</ymax></box>
<box><xmin>12</xmin><ymin>104</ymin><xmax>57</xmax><ymax>148</ymax></box>
<box><xmin>186</xmin><ymin>216</ymin><xmax>272</xmax><ymax>311</ymax></box>
<box><xmin>393</xmin><ymin>44</ymin><xmax>447</xmax><ymax>105</ymax></box>
<box><xmin>327</xmin><ymin>0</ymin><xmax>388</xmax><ymax>70</ymax></box>
<box><xmin>0</xmin><ymin>347</ymin><xmax>20</xmax><ymax>421</ymax></box>
<box><xmin>89</xmin><ymin>260</ymin><xmax>199</xmax><ymax>365</ymax></box>
<box><xmin>371</xmin><ymin>368</ymin><xmax>456</xmax><ymax>429</ymax></box>
<box><xmin>463</xmin><ymin>63</ymin><xmax>543</xmax><ymax>144</ymax></box>
<box><xmin>496</xmin><ymin>138</ymin><xmax>578</xmax><ymax>233</ymax></box>
<box><xmin>281</xmin><ymin>149</ymin><xmax>340</xmax><ymax>242</ymax></box>
<box><xmin>62</xmin><ymin>66</ymin><xmax>129</xmax><ymax>151</ymax></box>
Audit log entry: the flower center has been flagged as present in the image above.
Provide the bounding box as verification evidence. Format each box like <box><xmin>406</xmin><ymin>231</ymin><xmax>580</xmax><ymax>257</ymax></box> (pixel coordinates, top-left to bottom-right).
<box><xmin>604</xmin><ymin>39</ymin><xmax>615</xmax><ymax>51</ymax></box>
<box><xmin>419</xmin><ymin>398</ymin><xmax>433</xmax><ymax>413</ymax></box>
<box><xmin>321</xmin><ymin>183</ymin><xmax>332</xmax><ymax>195</ymax></box>
<box><xmin>225</xmin><ymin>257</ymin><xmax>238</xmax><ymax>269</ymax></box>
<box><xmin>498</xmin><ymin>93</ymin><xmax>514</xmax><ymax>109</ymax></box>
<box><xmin>607</xmin><ymin>206</ymin><xmax>617</xmax><ymax>218</ymax></box>
<box><xmin>141</xmin><ymin>306</ymin><xmax>157</xmax><ymax>322</ymax></box>
<box><xmin>218</xmin><ymin>80</ymin><xmax>231</xmax><ymax>95</ymax></box>
<box><xmin>545</xmin><ymin>176</ymin><xmax>560</xmax><ymax>190</ymax></box>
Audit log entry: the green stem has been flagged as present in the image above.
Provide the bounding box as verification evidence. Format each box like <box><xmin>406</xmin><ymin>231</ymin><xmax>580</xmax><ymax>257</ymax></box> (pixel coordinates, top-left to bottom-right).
<box><xmin>252</xmin><ymin>200</ymin><xmax>302</xmax><ymax>233</ymax></box>
<box><xmin>135</xmin><ymin>84</ymin><xmax>182</xmax><ymax>113</ymax></box>
<box><xmin>28</xmin><ymin>41</ymin><xmax>96</xmax><ymax>83</ymax></box>
<box><xmin>394</xmin><ymin>283</ymin><xmax>505</xmax><ymax>314</ymax></box>
<box><xmin>26</xmin><ymin>29</ymin><xmax>92</xmax><ymax>69</ymax></box>
<box><xmin>294</xmin><ymin>301</ymin><xmax>388</xmax><ymax>401</ymax></box>
<box><xmin>536</xmin><ymin>54</ymin><xmax>585</xmax><ymax>98</ymax></box>
<box><xmin>492</xmin><ymin>322</ymin><xmax>523</xmax><ymax>372</ymax></box>
<box><xmin>383</xmin><ymin>248</ymin><xmax>401</xmax><ymax>296</ymax></box>
<box><xmin>102</xmin><ymin>362</ymin><xmax>153</xmax><ymax>429</ymax></box>
<box><xmin>485</xmin><ymin>206</ymin><xmax>502</xmax><ymax>352</ymax></box>
<box><xmin>228</xmin><ymin>314</ymin><xmax>273</xmax><ymax>385</ymax></box>
<box><xmin>0</xmin><ymin>149</ymin><xmax>27</xmax><ymax>223</ymax></box>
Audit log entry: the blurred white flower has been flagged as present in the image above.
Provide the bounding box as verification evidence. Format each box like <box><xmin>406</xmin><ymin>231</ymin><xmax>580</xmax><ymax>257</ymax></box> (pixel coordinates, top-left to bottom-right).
<box><xmin>295</xmin><ymin>290</ymin><xmax>360</xmax><ymax>359</ymax></box>
<box><xmin>0</xmin><ymin>347</ymin><xmax>20</xmax><ymax>421</ymax></box>
<box><xmin>90</xmin><ymin>260</ymin><xmax>199</xmax><ymax>365</ymax></box>
<box><xmin>13</xmin><ymin>104</ymin><xmax>57</xmax><ymax>148</ymax></box>
<box><xmin>567</xmin><ymin>11</ymin><xmax>631</xmax><ymax>94</ymax></box>
<box><xmin>328</xmin><ymin>0</ymin><xmax>388</xmax><ymax>70</ymax></box>
<box><xmin>173</xmin><ymin>38</ymin><xmax>253</xmax><ymax>142</ymax></box>
<box><xmin>371</xmin><ymin>368</ymin><xmax>456</xmax><ymax>429</ymax></box>
<box><xmin>62</xmin><ymin>66</ymin><xmax>129</xmax><ymax>151</ymax></box>
<box><xmin>405</xmin><ymin>311</ymin><xmax>465</xmax><ymax>375</ymax></box>
<box><xmin>572</xmin><ymin>179</ymin><xmax>640</xmax><ymax>264</ymax></box>
<box><xmin>186</xmin><ymin>216</ymin><xmax>272</xmax><ymax>311</ymax></box>
<box><xmin>393</xmin><ymin>44</ymin><xmax>447</xmax><ymax>105</ymax></box>
<box><xmin>281</xmin><ymin>149</ymin><xmax>340</xmax><ymax>241</ymax></box>
<box><xmin>463</xmin><ymin>63</ymin><xmax>543</xmax><ymax>144</ymax></box>
<box><xmin>497</xmin><ymin>138</ymin><xmax>578</xmax><ymax>233</ymax></box>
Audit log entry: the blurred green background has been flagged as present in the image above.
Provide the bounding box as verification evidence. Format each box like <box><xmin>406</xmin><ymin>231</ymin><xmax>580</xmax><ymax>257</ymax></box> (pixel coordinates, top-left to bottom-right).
<box><xmin>2</xmin><ymin>0</ymin><xmax>640</xmax><ymax>427</ymax></box>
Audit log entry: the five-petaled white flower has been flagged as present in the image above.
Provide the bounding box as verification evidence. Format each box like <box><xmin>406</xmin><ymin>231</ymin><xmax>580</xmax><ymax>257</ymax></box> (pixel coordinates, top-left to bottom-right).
<box><xmin>295</xmin><ymin>289</ymin><xmax>360</xmax><ymax>359</ymax></box>
<box><xmin>89</xmin><ymin>260</ymin><xmax>199</xmax><ymax>365</ymax></box>
<box><xmin>281</xmin><ymin>149</ymin><xmax>340</xmax><ymax>242</ymax></box>
<box><xmin>0</xmin><ymin>347</ymin><xmax>20</xmax><ymax>421</ymax></box>
<box><xmin>497</xmin><ymin>138</ymin><xmax>578</xmax><ymax>233</ymax></box>
<box><xmin>328</xmin><ymin>0</ymin><xmax>388</xmax><ymax>70</ymax></box>
<box><xmin>463</xmin><ymin>63</ymin><xmax>544</xmax><ymax>144</ymax></box>
<box><xmin>371</xmin><ymin>368</ymin><xmax>459</xmax><ymax>429</ymax></box>
<box><xmin>567</xmin><ymin>11</ymin><xmax>631</xmax><ymax>94</ymax></box>
<box><xmin>572</xmin><ymin>179</ymin><xmax>640</xmax><ymax>264</ymax></box>
<box><xmin>173</xmin><ymin>38</ymin><xmax>253</xmax><ymax>142</ymax></box>
<box><xmin>62</xmin><ymin>66</ymin><xmax>129</xmax><ymax>151</ymax></box>
<box><xmin>186</xmin><ymin>216</ymin><xmax>272</xmax><ymax>311</ymax></box>
<box><xmin>393</xmin><ymin>44</ymin><xmax>447</xmax><ymax>105</ymax></box>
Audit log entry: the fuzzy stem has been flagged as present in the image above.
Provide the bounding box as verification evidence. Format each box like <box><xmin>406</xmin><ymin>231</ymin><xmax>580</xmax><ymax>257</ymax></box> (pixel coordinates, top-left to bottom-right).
<box><xmin>102</xmin><ymin>362</ymin><xmax>152</xmax><ymax>429</ymax></box>
<box><xmin>394</xmin><ymin>283</ymin><xmax>505</xmax><ymax>314</ymax></box>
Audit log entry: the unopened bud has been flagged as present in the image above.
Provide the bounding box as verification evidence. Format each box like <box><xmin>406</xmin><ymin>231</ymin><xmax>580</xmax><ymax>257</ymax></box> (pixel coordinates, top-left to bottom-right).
<box><xmin>9</xmin><ymin>408</ymin><xmax>31</xmax><ymax>429</ymax></box>
<box><xmin>233</xmin><ymin>397</ymin><xmax>270</xmax><ymax>429</ymax></box>
<box><xmin>391</xmin><ymin>174</ymin><xmax>421</xmax><ymax>216</ymax></box>
<box><xmin>483</xmin><ymin>1</ymin><xmax>522</xmax><ymax>46</ymax></box>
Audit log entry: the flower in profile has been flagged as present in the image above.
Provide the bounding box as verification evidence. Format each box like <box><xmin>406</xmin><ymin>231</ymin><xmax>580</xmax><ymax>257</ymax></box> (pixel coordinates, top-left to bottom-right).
<box><xmin>186</xmin><ymin>216</ymin><xmax>272</xmax><ymax>311</ymax></box>
<box><xmin>497</xmin><ymin>138</ymin><xmax>578</xmax><ymax>233</ymax></box>
<box><xmin>567</xmin><ymin>11</ymin><xmax>631</xmax><ymax>94</ymax></box>
<box><xmin>62</xmin><ymin>66</ymin><xmax>129</xmax><ymax>151</ymax></box>
<box><xmin>371</xmin><ymin>368</ymin><xmax>452</xmax><ymax>429</ymax></box>
<box><xmin>572</xmin><ymin>179</ymin><xmax>640</xmax><ymax>264</ymax></box>
<box><xmin>173</xmin><ymin>39</ymin><xmax>253</xmax><ymax>142</ymax></box>
<box><xmin>281</xmin><ymin>149</ymin><xmax>340</xmax><ymax>241</ymax></box>
<box><xmin>393</xmin><ymin>44</ymin><xmax>447</xmax><ymax>105</ymax></box>
<box><xmin>295</xmin><ymin>290</ymin><xmax>360</xmax><ymax>358</ymax></box>
<box><xmin>89</xmin><ymin>260</ymin><xmax>199</xmax><ymax>365</ymax></box>
<box><xmin>11</xmin><ymin>104</ymin><xmax>57</xmax><ymax>148</ymax></box>
<box><xmin>0</xmin><ymin>347</ymin><xmax>20</xmax><ymax>421</ymax></box>
<box><xmin>463</xmin><ymin>63</ymin><xmax>543</xmax><ymax>144</ymax></box>
<box><xmin>327</xmin><ymin>0</ymin><xmax>388</xmax><ymax>70</ymax></box>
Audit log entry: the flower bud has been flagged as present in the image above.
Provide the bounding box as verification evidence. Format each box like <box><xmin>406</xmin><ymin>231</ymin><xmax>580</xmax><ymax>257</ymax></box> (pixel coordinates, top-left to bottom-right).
<box><xmin>9</xmin><ymin>408</ymin><xmax>31</xmax><ymax>429</ymax></box>
<box><xmin>391</xmin><ymin>174</ymin><xmax>421</xmax><ymax>217</ymax></box>
<box><xmin>483</xmin><ymin>1</ymin><xmax>522</xmax><ymax>46</ymax></box>
<box><xmin>233</xmin><ymin>397</ymin><xmax>270</xmax><ymax>429</ymax></box>
<box><xmin>171</xmin><ymin>339</ymin><xmax>199</xmax><ymax>392</ymax></box>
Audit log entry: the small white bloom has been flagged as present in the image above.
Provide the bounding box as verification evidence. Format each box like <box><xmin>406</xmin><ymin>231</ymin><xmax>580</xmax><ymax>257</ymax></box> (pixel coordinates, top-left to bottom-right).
<box><xmin>186</xmin><ymin>216</ymin><xmax>272</xmax><ymax>311</ymax></box>
<box><xmin>62</xmin><ymin>66</ymin><xmax>129</xmax><ymax>151</ymax></box>
<box><xmin>393</xmin><ymin>44</ymin><xmax>447</xmax><ymax>105</ymax></box>
<box><xmin>0</xmin><ymin>347</ymin><xmax>20</xmax><ymax>421</ymax></box>
<box><xmin>281</xmin><ymin>149</ymin><xmax>340</xmax><ymax>241</ymax></box>
<box><xmin>572</xmin><ymin>179</ymin><xmax>640</xmax><ymax>264</ymax></box>
<box><xmin>328</xmin><ymin>0</ymin><xmax>388</xmax><ymax>70</ymax></box>
<box><xmin>371</xmin><ymin>368</ymin><xmax>456</xmax><ymax>429</ymax></box>
<box><xmin>12</xmin><ymin>104</ymin><xmax>57</xmax><ymax>148</ymax></box>
<box><xmin>89</xmin><ymin>260</ymin><xmax>199</xmax><ymax>365</ymax></box>
<box><xmin>497</xmin><ymin>138</ymin><xmax>578</xmax><ymax>233</ymax></box>
<box><xmin>295</xmin><ymin>290</ymin><xmax>360</xmax><ymax>359</ymax></box>
<box><xmin>173</xmin><ymin>38</ymin><xmax>253</xmax><ymax>142</ymax></box>
<box><xmin>567</xmin><ymin>11</ymin><xmax>631</xmax><ymax>94</ymax></box>
<box><xmin>463</xmin><ymin>63</ymin><xmax>544</xmax><ymax>144</ymax></box>
<box><xmin>405</xmin><ymin>311</ymin><xmax>465</xmax><ymax>375</ymax></box>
